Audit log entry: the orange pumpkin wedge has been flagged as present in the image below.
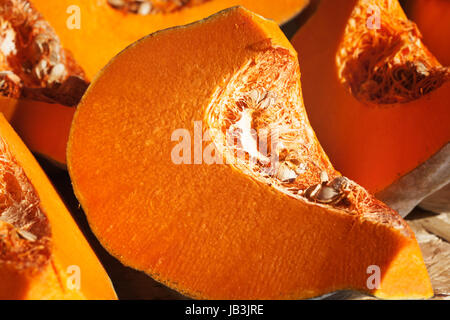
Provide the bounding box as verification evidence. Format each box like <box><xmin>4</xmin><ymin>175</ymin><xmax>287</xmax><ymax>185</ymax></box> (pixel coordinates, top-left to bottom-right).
<box><xmin>68</xmin><ymin>7</ymin><xmax>432</xmax><ymax>300</ymax></box>
<box><xmin>291</xmin><ymin>0</ymin><xmax>450</xmax><ymax>216</ymax></box>
<box><xmin>0</xmin><ymin>113</ymin><xmax>116</xmax><ymax>299</ymax></box>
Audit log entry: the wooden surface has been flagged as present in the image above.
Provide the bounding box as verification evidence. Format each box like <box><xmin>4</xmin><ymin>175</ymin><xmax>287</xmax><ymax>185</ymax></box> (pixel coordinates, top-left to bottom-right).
<box><xmin>39</xmin><ymin>157</ymin><xmax>449</xmax><ymax>300</ymax></box>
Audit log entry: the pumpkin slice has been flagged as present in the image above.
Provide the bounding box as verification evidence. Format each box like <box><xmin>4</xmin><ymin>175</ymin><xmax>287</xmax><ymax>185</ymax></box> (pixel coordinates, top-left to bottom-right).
<box><xmin>68</xmin><ymin>7</ymin><xmax>432</xmax><ymax>299</ymax></box>
<box><xmin>0</xmin><ymin>114</ymin><xmax>116</xmax><ymax>299</ymax></box>
<box><xmin>291</xmin><ymin>0</ymin><xmax>450</xmax><ymax>216</ymax></box>
<box><xmin>32</xmin><ymin>0</ymin><xmax>310</xmax><ymax>80</ymax></box>
<box><xmin>0</xmin><ymin>0</ymin><xmax>86</xmax><ymax>165</ymax></box>
<box><xmin>408</xmin><ymin>0</ymin><xmax>450</xmax><ymax>66</ymax></box>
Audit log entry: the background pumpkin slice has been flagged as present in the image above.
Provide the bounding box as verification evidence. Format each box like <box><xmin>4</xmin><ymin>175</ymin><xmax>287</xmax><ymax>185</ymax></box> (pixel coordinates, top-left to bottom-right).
<box><xmin>0</xmin><ymin>0</ymin><xmax>86</xmax><ymax>165</ymax></box>
<box><xmin>32</xmin><ymin>0</ymin><xmax>310</xmax><ymax>80</ymax></box>
<box><xmin>68</xmin><ymin>7</ymin><xmax>432</xmax><ymax>299</ymax></box>
<box><xmin>0</xmin><ymin>114</ymin><xmax>116</xmax><ymax>299</ymax></box>
<box><xmin>291</xmin><ymin>0</ymin><xmax>450</xmax><ymax>216</ymax></box>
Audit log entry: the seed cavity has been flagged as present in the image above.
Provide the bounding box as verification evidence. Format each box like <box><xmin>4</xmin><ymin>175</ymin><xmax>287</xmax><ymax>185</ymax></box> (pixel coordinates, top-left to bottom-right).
<box><xmin>337</xmin><ymin>0</ymin><xmax>449</xmax><ymax>105</ymax></box>
<box><xmin>0</xmin><ymin>0</ymin><xmax>88</xmax><ymax>106</ymax></box>
<box><xmin>0</xmin><ymin>136</ymin><xmax>51</xmax><ymax>272</ymax></box>
<box><xmin>205</xmin><ymin>48</ymin><xmax>346</xmax><ymax>206</ymax></box>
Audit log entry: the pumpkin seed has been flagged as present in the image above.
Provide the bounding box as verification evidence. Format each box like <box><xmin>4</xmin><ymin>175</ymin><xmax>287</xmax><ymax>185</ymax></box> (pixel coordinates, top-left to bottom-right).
<box><xmin>48</xmin><ymin>63</ymin><xmax>65</xmax><ymax>83</ymax></box>
<box><xmin>320</xmin><ymin>171</ymin><xmax>329</xmax><ymax>184</ymax></box>
<box><xmin>316</xmin><ymin>186</ymin><xmax>340</xmax><ymax>203</ymax></box>
<box><xmin>48</xmin><ymin>40</ymin><xmax>61</xmax><ymax>64</ymax></box>
<box><xmin>305</xmin><ymin>184</ymin><xmax>321</xmax><ymax>199</ymax></box>
<box><xmin>294</xmin><ymin>162</ymin><xmax>307</xmax><ymax>175</ymax></box>
<box><xmin>108</xmin><ymin>0</ymin><xmax>126</xmax><ymax>8</ymax></box>
<box><xmin>277</xmin><ymin>164</ymin><xmax>297</xmax><ymax>182</ymax></box>
<box><xmin>34</xmin><ymin>59</ymin><xmax>48</xmax><ymax>80</ymax></box>
<box><xmin>138</xmin><ymin>2</ymin><xmax>152</xmax><ymax>15</ymax></box>
<box><xmin>329</xmin><ymin>176</ymin><xmax>349</xmax><ymax>191</ymax></box>
<box><xmin>17</xmin><ymin>229</ymin><xmax>37</xmax><ymax>242</ymax></box>
<box><xmin>248</xmin><ymin>89</ymin><xmax>263</xmax><ymax>105</ymax></box>
<box><xmin>34</xmin><ymin>34</ymin><xmax>49</xmax><ymax>55</ymax></box>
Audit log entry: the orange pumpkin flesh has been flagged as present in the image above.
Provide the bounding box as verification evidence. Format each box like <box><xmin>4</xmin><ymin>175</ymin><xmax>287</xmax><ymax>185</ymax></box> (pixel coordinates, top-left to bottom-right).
<box><xmin>68</xmin><ymin>7</ymin><xmax>432</xmax><ymax>299</ymax></box>
<box><xmin>291</xmin><ymin>0</ymin><xmax>450</xmax><ymax>216</ymax></box>
<box><xmin>0</xmin><ymin>114</ymin><xmax>116</xmax><ymax>299</ymax></box>
<box><xmin>409</xmin><ymin>0</ymin><xmax>450</xmax><ymax>66</ymax></box>
<box><xmin>8</xmin><ymin>100</ymin><xmax>75</xmax><ymax>166</ymax></box>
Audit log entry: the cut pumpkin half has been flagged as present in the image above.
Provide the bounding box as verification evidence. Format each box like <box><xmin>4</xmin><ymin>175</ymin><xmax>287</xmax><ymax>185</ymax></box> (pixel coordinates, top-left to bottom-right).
<box><xmin>291</xmin><ymin>0</ymin><xmax>450</xmax><ymax>216</ymax></box>
<box><xmin>0</xmin><ymin>113</ymin><xmax>116</xmax><ymax>299</ymax></box>
<box><xmin>68</xmin><ymin>7</ymin><xmax>433</xmax><ymax>299</ymax></box>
